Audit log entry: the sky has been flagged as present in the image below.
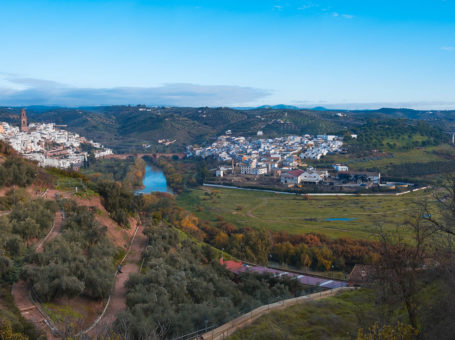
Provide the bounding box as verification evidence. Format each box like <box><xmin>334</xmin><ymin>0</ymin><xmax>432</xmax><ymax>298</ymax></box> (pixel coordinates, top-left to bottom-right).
<box><xmin>0</xmin><ymin>0</ymin><xmax>454</xmax><ymax>109</ymax></box>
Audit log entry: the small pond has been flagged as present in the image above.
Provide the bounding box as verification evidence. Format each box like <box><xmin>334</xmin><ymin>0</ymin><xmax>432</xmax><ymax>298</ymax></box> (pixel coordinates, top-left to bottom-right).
<box><xmin>324</xmin><ymin>218</ymin><xmax>357</xmax><ymax>222</ymax></box>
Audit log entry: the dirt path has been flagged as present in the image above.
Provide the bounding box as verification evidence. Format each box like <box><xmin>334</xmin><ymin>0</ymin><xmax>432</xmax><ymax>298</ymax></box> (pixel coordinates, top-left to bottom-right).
<box><xmin>12</xmin><ymin>210</ymin><xmax>64</xmax><ymax>339</ymax></box>
<box><xmin>11</xmin><ymin>280</ymin><xmax>57</xmax><ymax>340</ymax></box>
<box><xmin>35</xmin><ymin>210</ymin><xmax>64</xmax><ymax>253</ymax></box>
<box><xmin>12</xmin><ymin>207</ymin><xmax>148</xmax><ymax>339</ymax></box>
<box><xmin>246</xmin><ymin>198</ymin><xmax>268</xmax><ymax>219</ymax></box>
<box><xmin>88</xmin><ymin>222</ymin><xmax>148</xmax><ymax>337</ymax></box>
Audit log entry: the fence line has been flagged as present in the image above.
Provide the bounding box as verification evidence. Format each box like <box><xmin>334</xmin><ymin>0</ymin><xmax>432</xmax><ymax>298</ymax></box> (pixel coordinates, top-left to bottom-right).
<box><xmin>199</xmin><ymin>287</ymin><xmax>355</xmax><ymax>340</ymax></box>
<box><xmin>29</xmin><ymin>288</ymin><xmax>61</xmax><ymax>337</ymax></box>
<box><xmin>173</xmin><ymin>325</ymin><xmax>217</xmax><ymax>340</ymax></box>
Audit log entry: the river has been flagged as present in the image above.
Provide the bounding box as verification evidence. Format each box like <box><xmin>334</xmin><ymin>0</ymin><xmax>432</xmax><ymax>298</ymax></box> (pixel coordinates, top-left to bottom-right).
<box><xmin>135</xmin><ymin>165</ymin><xmax>172</xmax><ymax>194</ymax></box>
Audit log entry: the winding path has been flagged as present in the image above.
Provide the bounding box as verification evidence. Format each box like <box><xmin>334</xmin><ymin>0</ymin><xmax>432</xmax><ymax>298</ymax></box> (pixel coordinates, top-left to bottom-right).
<box><xmin>12</xmin><ymin>203</ymin><xmax>148</xmax><ymax>339</ymax></box>
<box><xmin>246</xmin><ymin>198</ymin><xmax>268</xmax><ymax>219</ymax></box>
<box><xmin>87</xmin><ymin>222</ymin><xmax>148</xmax><ymax>337</ymax></box>
<box><xmin>35</xmin><ymin>210</ymin><xmax>64</xmax><ymax>253</ymax></box>
<box><xmin>12</xmin><ymin>210</ymin><xmax>64</xmax><ymax>340</ymax></box>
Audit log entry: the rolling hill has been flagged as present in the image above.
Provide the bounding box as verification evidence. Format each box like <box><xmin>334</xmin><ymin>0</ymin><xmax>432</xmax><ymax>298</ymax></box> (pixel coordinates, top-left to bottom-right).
<box><xmin>1</xmin><ymin>106</ymin><xmax>453</xmax><ymax>153</ymax></box>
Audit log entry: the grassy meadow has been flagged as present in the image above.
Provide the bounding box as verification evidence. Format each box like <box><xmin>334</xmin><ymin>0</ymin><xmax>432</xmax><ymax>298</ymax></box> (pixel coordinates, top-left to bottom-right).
<box><xmin>177</xmin><ymin>187</ymin><xmax>433</xmax><ymax>240</ymax></box>
<box><xmin>328</xmin><ymin>145</ymin><xmax>448</xmax><ymax>168</ymax></box>
<box><xmin>228</xmin><ymin>289</ymin><xmax>378</xmax><ymax>340</ymax></box>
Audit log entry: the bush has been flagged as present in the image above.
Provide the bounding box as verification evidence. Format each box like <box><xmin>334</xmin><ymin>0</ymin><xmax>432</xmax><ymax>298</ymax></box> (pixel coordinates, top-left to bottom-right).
<box><xmin>0</xmin><ymin>157</ymin><xmax>37</xmax><ymax>188</ymax></box>
<box><xmin>23</xmin><ymin>203</ymin><xmax>115</xmax><ymax>301</ymax></box>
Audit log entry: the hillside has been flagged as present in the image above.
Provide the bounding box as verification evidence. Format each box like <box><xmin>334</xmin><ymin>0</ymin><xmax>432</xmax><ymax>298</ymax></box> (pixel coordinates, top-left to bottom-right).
<box><xmin>2</xmin><ymin>105</ymin><xmax>453</xmax><ymax>155</ymax></box>
<box><xmin>0</xmin><ymin>143</ymin><xmax>325</xmax><ymax>339</ymax></box>
<box><xmin>0</xmin><ymin>106</ymin><xmax>396</xmax><ymax>152</ymax></box>
<box><xmin>0</xmin><ymin>143</ymin><xmax>141</xmax><ymax>338</ymax></box>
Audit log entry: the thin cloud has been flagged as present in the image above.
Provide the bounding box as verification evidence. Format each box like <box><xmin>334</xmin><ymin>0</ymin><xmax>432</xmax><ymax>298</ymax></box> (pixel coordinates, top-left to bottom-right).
<box><xmin>441</xmin><ymin>46</ymin><xmax>454</xmax><ymax>51</ymax></box>
<box><xmin>297</xmin><ymin>1</ymin><xmax>318</xmax><ymax>10</ymax></box>
<box><xmin>333</xmin><ymin>12</ymin><xmax>354</xmax><ymax>19</ymax></box>
<box><xmin>0</xmin><ymin>75</ymin><xmax>271</xmax><ymax>107</ymax></box>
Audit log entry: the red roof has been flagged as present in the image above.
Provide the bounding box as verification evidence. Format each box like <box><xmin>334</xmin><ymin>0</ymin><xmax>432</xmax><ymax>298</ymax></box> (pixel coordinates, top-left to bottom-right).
<box><xmin>287</xmin><ymin>169</ymin><xmax>305</xmax><ymax>177</ymax></box>
<box><xmin>220</xmin><ymin>258</ymin><xmax>243</xmax><ymax>271</ymax></box>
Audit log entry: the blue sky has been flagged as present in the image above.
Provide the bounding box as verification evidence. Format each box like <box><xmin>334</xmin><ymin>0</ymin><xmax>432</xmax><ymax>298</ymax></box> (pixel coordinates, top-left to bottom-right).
<box><xmin>0</xmin><ymin>0</ymin><xmax>454</xmax><ymax>108</ymax></box>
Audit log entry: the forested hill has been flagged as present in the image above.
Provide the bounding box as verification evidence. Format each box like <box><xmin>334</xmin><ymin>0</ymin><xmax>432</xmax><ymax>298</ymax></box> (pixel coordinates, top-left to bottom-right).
<box><xmin>0</xmin><ymin>106</ymin><xmax>453</xmax><ymax>153</ymax></box>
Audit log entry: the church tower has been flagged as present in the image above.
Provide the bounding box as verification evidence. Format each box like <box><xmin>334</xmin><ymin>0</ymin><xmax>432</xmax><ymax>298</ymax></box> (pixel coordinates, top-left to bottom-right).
<box><xmin>20</xmin><ymin>108</ymin><xmax>28</xmax><ymax>132</ymax></box>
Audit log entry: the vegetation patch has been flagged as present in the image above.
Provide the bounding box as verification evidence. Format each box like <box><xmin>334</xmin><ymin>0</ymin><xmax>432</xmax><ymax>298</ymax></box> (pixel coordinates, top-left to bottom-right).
<box><xmin>23</xmin><ymin>201</ymin><xmax>116</xmax><ymax>301</ymax></box>
<box><xmin>112</xmin><ymin>222</ymin><xmax>316</xmax><ymax>339</ymax></box>
<box><xmin>81</xmin><ymin>156</ymin><xmax>146</xmax><ymax>190</ymax></box>
<box><xmin>177</xmin><ymin>187</ymin><xmax>431</xmax><ymax>240</ymax></box>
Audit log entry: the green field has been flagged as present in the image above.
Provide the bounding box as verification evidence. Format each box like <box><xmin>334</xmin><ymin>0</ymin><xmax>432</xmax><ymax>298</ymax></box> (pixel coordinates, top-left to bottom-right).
<box><xmin>317</xmin><ymin>144</ymin><xmax>454</xmax><ymax>171</ymax></box>
<box><xmin>177</xmin><ymin>187</ymin><xmax>433</xmax><ymax>240</ymax></box>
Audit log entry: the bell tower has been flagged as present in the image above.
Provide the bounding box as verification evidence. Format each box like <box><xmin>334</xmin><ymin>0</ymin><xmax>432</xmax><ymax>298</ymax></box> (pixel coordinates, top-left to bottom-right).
<box><xmin>20</xmin><ymin>108</ymin><xmax>28</xmax><ymax>132</ymax></box>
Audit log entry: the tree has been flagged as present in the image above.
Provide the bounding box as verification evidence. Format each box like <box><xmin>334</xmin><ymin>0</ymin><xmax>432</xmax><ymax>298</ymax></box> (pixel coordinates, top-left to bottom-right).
<box><xmin>300</xmin><ymin>253</ymin><xmax>312</xmax><ymax>270</ymax></box>
<box><xmin>0</xmin><ymin>319</ymin><xmax>29</xmax><ymax>340</ymax></box>
<box><xmin>0</xmin><ymin>255</ymin><xmax>12</xmax><ymax>279</ymax></box>
<box><xmin>243</xmin><ymin>229</ymin><xmax>273</xmax><ymax>264</ymax></box>
<box><xmin>272</xmin><ymin>242</ymin><xmax>294</xmax><ymax>264</ymax></box>
<box><xmin>312</xmin><ymin>246</ymin><xmax>333</xmax><ymax>271</ymax></box>
<box><xmin>12</xmin><ymin>218</ymin><xmax>40</xmax><ymax>242</ymax></box>
<box><xmin>214</xmin><ymin>231</ymin><xmax>229</xmax><ymax>249</ymax></box>
<box><xmin>0</xmin><ymin>157</ymin><xmax>37</xmax><ymax>188</ymax></box>
<box><xmin>375</xmin><ymin>205</ymin><xmax>436</xmax><ymax>329</ymax></box>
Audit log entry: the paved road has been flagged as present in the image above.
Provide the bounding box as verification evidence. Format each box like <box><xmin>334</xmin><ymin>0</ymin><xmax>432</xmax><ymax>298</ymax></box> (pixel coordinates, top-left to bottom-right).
<box><xmin>234</xmin><ymin>264</ymin><xmax>347</xmax><ymax>289</ymax></box>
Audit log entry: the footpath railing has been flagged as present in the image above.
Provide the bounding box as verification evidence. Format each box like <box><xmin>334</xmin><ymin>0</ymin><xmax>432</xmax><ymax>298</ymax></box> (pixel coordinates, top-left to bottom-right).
<box><xmin>29</xmin><ymin>287</ymin><xmax>62</xmax><ymax>337</ymax></box>
<box><xmin>199</xmin><ymin>287</ymin><xmax>355</xmax><ymax>340</ymax></box>
<box><xmin>173</xmin><ymin>325</ymin><xmax>217</xmax><ymax>340</ymax></box>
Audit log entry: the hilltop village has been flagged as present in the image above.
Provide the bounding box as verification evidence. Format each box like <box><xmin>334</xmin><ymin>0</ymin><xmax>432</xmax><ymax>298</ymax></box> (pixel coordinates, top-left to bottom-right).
<box><xmin>0</xmin><ymin>109</ymin><xmax>113</xmax><ymax>168</ymax></box>
<box><xmin>187</xmin><ymin>134</ymin><xmax>344</xmax><ymax>163</ymax></box>
<box><xmin>186</xmin><ymin>134</ymin><xmax>403</xmax><ymax>191</ymax></box>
